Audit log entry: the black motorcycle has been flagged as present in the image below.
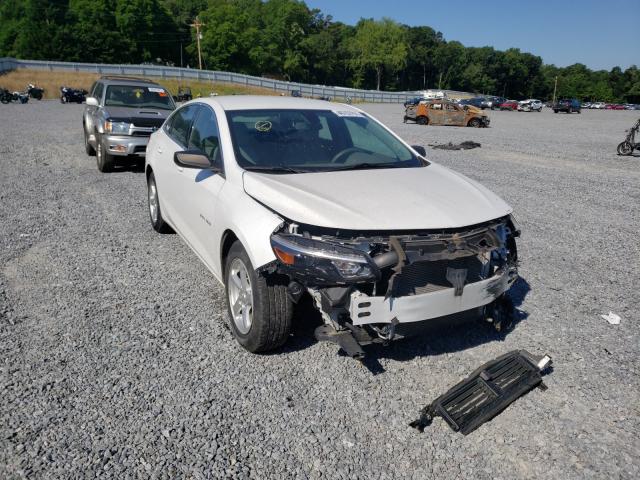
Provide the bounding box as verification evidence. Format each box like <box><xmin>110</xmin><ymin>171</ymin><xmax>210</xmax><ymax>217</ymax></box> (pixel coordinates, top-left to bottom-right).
<box><xmin>26</xmin><ymin>83</ymin><xmax>44</xmax><ymax>100</ymax></box>
<box><xmin>0</xmin><ymin>88</ymin><xmax>12</xmax><ymax>104</ymax></box>
<box><xmin>617</xmin><ymin>118</ymin><xmax>640</xmax><ymax>155</ymax></box>
<box><xmin>60</xmin><ymin>86</ymin><xmax>87</xmax><ymax>104</ymax></box>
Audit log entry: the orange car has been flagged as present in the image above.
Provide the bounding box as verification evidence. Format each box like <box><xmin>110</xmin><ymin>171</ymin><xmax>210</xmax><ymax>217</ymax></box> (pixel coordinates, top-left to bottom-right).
<box><xmin>404</xmin><ymin>100</ymin><xmax>490</xmax><ymax>127</ymax></box>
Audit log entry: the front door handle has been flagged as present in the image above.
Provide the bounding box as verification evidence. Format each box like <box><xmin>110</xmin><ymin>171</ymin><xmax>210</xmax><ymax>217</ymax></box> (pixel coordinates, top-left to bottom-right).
<box><xmin>157</xmin><ymin>147</ymin><xmax>163</xmax><ymax>154</ymax></box>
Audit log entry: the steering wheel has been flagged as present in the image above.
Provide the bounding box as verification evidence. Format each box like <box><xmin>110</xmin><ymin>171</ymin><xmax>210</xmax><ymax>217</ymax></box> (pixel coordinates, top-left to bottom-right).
<box><xmin>330</xmin><ymin>147</ymin><xmax>369</xmax><ymax>164</ymax></box>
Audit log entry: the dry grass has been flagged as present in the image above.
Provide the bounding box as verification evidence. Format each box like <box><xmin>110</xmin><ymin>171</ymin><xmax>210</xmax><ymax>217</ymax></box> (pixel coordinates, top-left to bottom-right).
<box><xmin>0</xmin><ymin>68</ymin><xmax>278</xmax><ymax>99</ymax></box>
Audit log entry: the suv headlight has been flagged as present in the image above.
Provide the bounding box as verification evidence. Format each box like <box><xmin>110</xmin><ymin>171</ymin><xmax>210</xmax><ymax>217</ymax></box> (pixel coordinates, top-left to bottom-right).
<box><xmin>104</xmin><ymin>120</ymin><xmax>131</xmax><ymax>134</ymax></box>
<box><xmin>270</xmin><ymin>234</ymin><xmax>378</xmax><ymax>284</ymax></box>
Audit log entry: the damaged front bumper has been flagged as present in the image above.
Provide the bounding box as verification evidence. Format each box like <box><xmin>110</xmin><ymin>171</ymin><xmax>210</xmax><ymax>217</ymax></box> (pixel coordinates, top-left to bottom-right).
<box><xmin>350</xmin><ymin>268</ymin><xmax>514</xmax><ymax>326</ymax></box>
<box><xmin>266</xmin><ymin>215</ymin><xmax>520</xmax><ymax>356</ymax></box>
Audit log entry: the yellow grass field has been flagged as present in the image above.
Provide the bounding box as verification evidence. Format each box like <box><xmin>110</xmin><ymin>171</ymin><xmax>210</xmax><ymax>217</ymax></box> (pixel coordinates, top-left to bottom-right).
<box><xmin>0</xmin><ymin>68</ymin><xmax>278</xmax><ymax>99</ymax></box>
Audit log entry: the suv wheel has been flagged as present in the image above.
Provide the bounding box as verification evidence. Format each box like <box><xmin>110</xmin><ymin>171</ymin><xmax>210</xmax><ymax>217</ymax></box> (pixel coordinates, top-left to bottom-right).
<box><xmin>84</xmin><ymin>126</ymin><xmax>95</xmax><ymax>156</ymax></box>
<box><xmin>147</xmin><ymin>171</ymin><xmax>172</xmax><ymax>233</ymax></box>
<box><xmin>96</xmin><ymin>134</ymin><xmax>114</xmax><ymax>172</ymax></box>
<box><xmin>225</xmin><ymin>241</ymin><xmax>292</xmax><ymax>353</ymax></box>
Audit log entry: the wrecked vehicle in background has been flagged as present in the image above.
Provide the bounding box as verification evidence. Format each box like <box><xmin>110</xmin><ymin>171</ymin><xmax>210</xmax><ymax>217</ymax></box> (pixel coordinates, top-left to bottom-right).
<box><xmin>405</xmin><ymin>100</ymin><xmax>490</xmax><ymax>127</ymax></box>
<box><xmin>145</xmin><ymin>96</ymin><xmax>517</xmax><ymax>358</ymax></box>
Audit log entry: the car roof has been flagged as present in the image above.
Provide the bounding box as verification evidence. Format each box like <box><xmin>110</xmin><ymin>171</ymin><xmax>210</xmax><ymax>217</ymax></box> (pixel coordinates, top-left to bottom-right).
<box><xmin>99</xmin><ymin>76</ymin><xmax>161</xmax><ymax>87</ymax></box>
<box><xmin>191</xmin><ymin>95</ymin><xmax>362</xmax><ymax>112</ymax></box>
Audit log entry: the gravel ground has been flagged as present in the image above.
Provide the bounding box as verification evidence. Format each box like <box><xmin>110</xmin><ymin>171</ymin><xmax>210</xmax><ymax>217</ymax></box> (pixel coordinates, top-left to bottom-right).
<box><xmin>1</xmin><ymin>101</ymin><xmax>639</xmax><ymax>479</ymax></box>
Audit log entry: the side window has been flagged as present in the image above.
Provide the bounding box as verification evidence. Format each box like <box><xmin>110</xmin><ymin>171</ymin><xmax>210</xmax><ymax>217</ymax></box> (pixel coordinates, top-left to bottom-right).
<box><xmin>445</xmin><ymin>103</ymin><xmax>458</xmax><ymax>112</ymax></box>
<box><xmin>166</xmin><ymin>104</ymin><xmax>199</xmax><ymax>147</ymax></box>
<box><xmin>188</xmin><ymin>106</ymin><xmax>223</xmax><ymax>169</ymax></box>
<box><xmin>93</xmin><ymin>83</ymin><xmax>104</xmax><ymax>103</ymax></box>
<box><xmin>431</xmin><ymin>103</ymin><xmax>443</xmax><ymax>110</ymax></box>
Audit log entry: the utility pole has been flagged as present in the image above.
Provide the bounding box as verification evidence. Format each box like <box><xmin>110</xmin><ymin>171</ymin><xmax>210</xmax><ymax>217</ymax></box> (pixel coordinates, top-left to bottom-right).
<box><xmin>190</xmin><ymin>17</ymin><xmax>205</xmax><ymax>70</ymax></box>
<box><xmin>552</xmin><ymin>76</ymin><xmax>558</xmax><ymax>104</ymax></box>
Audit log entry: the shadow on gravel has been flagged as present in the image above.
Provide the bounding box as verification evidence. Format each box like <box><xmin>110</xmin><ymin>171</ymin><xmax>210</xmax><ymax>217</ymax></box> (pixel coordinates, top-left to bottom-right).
<box><xmin>109</xmin><ymin>161</ymin><xmax>146</xmax><ymax>173</ymax></box>
<box><xmin>358</xmin><ymin>277</ymin><xmax>532</xmax><ymax>374</ymax></box>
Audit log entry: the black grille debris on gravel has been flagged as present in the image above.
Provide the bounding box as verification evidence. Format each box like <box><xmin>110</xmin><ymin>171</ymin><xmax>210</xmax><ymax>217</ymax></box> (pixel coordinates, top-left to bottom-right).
<box><xmin>411</xmin><ymin>350</ymin><xmax>552</xmax><ymax>435</ymax></box>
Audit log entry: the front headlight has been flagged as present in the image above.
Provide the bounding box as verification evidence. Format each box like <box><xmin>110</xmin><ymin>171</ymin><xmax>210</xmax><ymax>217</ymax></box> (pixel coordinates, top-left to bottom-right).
<box><xmin>270</xmin><ymin>234</ymin><xmax>378</xmax><ymax>284</ymax></box>
<box><xmin>104</xmin><ymin>120</ymin><xmax>131</xmax><ymax>134</ymax></box>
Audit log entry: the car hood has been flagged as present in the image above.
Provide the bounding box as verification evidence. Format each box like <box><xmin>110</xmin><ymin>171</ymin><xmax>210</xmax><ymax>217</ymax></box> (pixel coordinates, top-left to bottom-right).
<box><xmin>243</xmin><ymin>164</ymin><xmax>512</xmax><ymax>230</ymax></box>
<box><xmin>101</xmin><ymin>106</ymin><xmax>171</xmax><ymax>125</ymax></box>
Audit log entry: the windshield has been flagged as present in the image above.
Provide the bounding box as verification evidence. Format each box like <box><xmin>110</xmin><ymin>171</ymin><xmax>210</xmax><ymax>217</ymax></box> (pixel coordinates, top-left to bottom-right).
<box><xmin>225</xmin><ymin>109</ymin><xmax>423</xmax><ymax>173</ymax></box>
<box><xmin>105</xmin><ymin>85</ymin><xmax>174</xmax><ymax>110</ymax></box>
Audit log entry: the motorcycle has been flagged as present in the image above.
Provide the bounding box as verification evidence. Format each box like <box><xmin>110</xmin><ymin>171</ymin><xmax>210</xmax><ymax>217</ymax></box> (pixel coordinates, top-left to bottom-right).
<box><xmin>617</xmin><ymin>118</ymin><xmax>640</xmax><ymax>155</ymax></box>
<box><xmin>0</xmin><ymin>88</ymin><xmax>12</xmax><ymax>104</ymax></box>
<box><xmin>60</xmin><ymin>86</ymin><xmax>87</xmax><ymax>104</ymax></box>
<box><xmin>26</xmin><ymin>83</ymin><xmax>44</xmax><ymax>100</ymax></box>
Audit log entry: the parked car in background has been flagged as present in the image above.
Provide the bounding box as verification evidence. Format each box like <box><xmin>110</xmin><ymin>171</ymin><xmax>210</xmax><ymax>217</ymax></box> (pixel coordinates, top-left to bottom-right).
<box><xmin>458</xmin><ymin>97</ymin><xmax>484</xmax><ymax>109</ymax></box>
<box><xmin>404</xmin><ymin>96</ymin><xmax>425</xmax><ymax>107</ymax></box>
<box><xmin>518</xmin><ymin>99</ymin><xmax>543</xmax><ymax>112</ymax></box>
<box><xmin>480</xmin><ymin>96</ymin><xmax>505</xmax><ymax>110</ymax></box>
<box><xmin>605</xmin><ymin>104</ymin><xmax>625</xmax><ymax>110</ymax></box>
<box><xmin>581</xmin><ymin>102</ymin><xmax>592</xmax><ymax>109</ymax></box>
<box><xmin>499</xmin><ymin>100</ymin><xmax>519</xmax><ymax>111</ymax></box>
<box><xmin>290</xmin><ymin>90</ymin><xmax>302</xmax><ymax>98</ymax></box>
<box><xmin>553</xmin><ymin>99</ymin><xmax>581</xmax><ymax>113</ymax></box>
<box><xmin>83</xmin><ymin>76</ymin><xmax>176</xmax><ymax>172</ymax></box>
<box><xmin>145</xmin><ymin>96</ymin><xmax>519</xmax><ymax>355</ymax></box>
<box><xmin>405</xmin><ymin>99</ymin><xmax>489</xmax><ymax>127</ymax></box>
<box><xmin>590</xmin><ymin>102</ymin><xmax>605</xmax><ymax>109</ymax></box>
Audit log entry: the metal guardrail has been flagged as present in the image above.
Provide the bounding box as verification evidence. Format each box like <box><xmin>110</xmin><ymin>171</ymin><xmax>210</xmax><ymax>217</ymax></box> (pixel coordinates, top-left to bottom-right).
<box><xmin>0</xmin><ymin>57</ymin><xmax>472</xmax><ymax>103</ymax></box>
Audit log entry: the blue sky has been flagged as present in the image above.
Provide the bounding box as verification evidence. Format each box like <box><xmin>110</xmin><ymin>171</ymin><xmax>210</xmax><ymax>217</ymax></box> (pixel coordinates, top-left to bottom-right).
<box><xmin>305</xmin><ymin>0</ymin><xmax>640</xmax><ymax>71</ymax></box>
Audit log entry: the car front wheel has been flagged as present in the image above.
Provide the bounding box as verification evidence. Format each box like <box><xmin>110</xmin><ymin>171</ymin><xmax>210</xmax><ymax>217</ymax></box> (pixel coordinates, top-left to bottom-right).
<box><xmin>225</xmin><ymin>242</ymin><xmax>292</xmax><ymax>353</ymax></box>
<box><xmin>96</xmin><ymin>134</ymin><xmax>115</xmax><ymax>172</ymax></box>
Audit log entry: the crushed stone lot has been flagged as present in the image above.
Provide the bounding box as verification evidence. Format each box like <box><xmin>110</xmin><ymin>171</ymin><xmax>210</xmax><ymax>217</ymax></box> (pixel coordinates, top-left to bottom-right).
<box><xmin>1</xmin><ymin>101</ymin><xmax>639</xmax><ymax>479</ymax></box>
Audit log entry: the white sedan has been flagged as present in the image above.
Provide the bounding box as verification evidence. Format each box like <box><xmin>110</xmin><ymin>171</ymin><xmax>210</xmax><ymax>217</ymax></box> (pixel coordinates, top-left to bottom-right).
<box><xmin>145</xmin><ymin>96</ymin><xmax>520</xmax><ymax>357</ymax></box>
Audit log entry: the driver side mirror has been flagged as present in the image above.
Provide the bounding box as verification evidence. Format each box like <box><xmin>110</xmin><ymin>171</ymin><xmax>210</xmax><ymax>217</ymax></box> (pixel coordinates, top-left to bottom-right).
<box><xmin>174</xmin><ymin>150</ymin><xmax>221</xmax><ymax>172</ymax></box>
<box><xmin>86</xmin><ymin>96</ymin><xmax>98</xmax><ymax>106</ymax></box>
<box><xmin>412</xmin><ymin>145</ymin><xmax>427</xmax><ymax>157</ymax></box>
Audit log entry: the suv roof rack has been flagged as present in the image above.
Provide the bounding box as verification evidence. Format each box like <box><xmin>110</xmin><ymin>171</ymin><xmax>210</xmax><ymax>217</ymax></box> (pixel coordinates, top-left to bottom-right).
<box><xmin>99</xmin><ymin>75</ymin><xmax>158</xmax><ymax>84</ymax></box>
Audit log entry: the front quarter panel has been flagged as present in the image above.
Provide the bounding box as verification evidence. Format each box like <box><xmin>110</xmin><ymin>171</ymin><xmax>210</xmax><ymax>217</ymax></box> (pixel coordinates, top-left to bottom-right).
<box><xmin>212</xmin><ymin>178</ymin><xmax>283</xmax><ymax>279</ymax></box>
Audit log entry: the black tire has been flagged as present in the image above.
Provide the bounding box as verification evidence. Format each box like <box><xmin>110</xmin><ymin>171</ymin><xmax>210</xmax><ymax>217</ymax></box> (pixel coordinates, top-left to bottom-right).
<box><xmin>553</xmin><ymin>109</ymin><xmax>558</xmax><ymax>113</ymax></box>
<box><xmin>225</xmin><ymin>241</ymin><xmax>292</xmax><ymax>353</ymax></box>
<box><xmin>468</xmin><ymin>118</ymin><xmax>481</xmax><ymax>128</ymax></box>
<box><xmin>84</xmin><ymin>126</ymin><xmax>95</xmax><ymax>156</ymax></box>
<box><xmin>617</xmin><ymin>141</ymin><xmax>633</xmax><ymax>155</ymax></box>
<box><xmin>417</xmin><ymin>116</ymin><xmax>428</xmax><ymax>125</ymax></box>
<box><xmin>95</xmin><ymin>134</ymin><xmax>114</xmax><ymax>172</ymax></box>
<box><xmin>147</xmin><ymin>171</ymin><xmax>172</xmax><ymax>233</ymax></box>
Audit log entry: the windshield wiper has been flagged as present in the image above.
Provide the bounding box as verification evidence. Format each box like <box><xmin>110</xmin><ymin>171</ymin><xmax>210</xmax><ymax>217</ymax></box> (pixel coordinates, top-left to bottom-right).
<box><xmin>243</xmin><ymin>165</ymin><xmax>310</xmax><ymax>174</ymax></box>
<box><xmin>330</xmin><ymin>162</ymin><xmax>405</xmax><ymax>171</ymax></box>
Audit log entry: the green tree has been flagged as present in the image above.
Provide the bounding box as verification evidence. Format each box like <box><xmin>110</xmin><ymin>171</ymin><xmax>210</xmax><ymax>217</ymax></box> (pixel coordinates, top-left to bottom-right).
<box><xmin>348</xmin><ymin>18</ymin><xmax>408</xmax><ymax>90</ymax></box>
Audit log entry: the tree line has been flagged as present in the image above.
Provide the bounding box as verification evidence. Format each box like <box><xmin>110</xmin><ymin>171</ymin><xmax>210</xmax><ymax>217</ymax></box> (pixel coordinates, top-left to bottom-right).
<box><xmin>1</xmin><ymin>0</ymin><xmax>638</xmax><ymax>102</ymax></box>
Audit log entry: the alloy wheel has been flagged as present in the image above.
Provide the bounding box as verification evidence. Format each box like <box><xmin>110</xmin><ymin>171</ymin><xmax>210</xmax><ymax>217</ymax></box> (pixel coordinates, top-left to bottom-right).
<box><xmin>227</xmin><ymin>258</ymin><xmax>254</xmax><ymax>335</ymax></box>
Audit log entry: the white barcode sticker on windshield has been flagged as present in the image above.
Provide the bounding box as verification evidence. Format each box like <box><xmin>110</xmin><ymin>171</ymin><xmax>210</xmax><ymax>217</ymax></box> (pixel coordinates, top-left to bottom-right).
<box><xmin>148</xmin><ymin>87</ymin><xmax>165</xmax><ymax>93</ymax></box>
<box><xmin>333</xmin><ymin>110</ymin><xmax>363</xmax><ymax>117</ymax></box>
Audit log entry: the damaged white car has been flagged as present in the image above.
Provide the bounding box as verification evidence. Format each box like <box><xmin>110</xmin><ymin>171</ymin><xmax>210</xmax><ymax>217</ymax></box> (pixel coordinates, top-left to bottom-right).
<box><xmin>145</xmin><ymin>96</ymin><xmax>520</xmax><ymax>357</ymax></box>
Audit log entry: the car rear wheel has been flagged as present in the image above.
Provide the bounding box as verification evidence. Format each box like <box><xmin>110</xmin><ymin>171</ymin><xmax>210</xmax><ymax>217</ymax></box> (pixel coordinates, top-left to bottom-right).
<box><xmin>96</xmin><ymin>134</ymin><xmax>114</xmax><ymax>172</ymax></box>
<box><xmin>147</xmin><ymin>171</ymin><xmax>172</xmax><ymax>233</ymax></box>
<box><xmin>417</xmin><ymin>116</ymin><xmax>428</xmax><ymax>125</ymax></box>
<box><xmin>225</xmin><ymin>241</ymin><xmax>292</xmax><ymax>353</ymax></box>
<box><xmin>468</xmin><ymin>118</ymin><xmax>481</xmax><ymax>128</ymax></box>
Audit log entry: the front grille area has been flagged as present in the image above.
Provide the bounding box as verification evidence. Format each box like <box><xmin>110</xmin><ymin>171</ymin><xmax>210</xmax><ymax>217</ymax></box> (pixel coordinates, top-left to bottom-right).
<box><xmin>393</xmin><ymin>256</ymin><xmax>486</xmax><ymax>296</ymax></box>
<box><xmin>131</xmin><ymin>118</ymin><xmax>164</xmax><ymax>128</ymax></box>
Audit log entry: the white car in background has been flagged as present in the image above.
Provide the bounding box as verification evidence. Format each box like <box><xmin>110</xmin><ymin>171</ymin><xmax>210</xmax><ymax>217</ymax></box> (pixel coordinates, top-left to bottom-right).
<box><xmin>518</xmin><ymin>99</ymin><xmax>543</xmax><ymax>112</ymax></box>
<box><xmin>145</xmin><ymin>96</ymin><xmax>520</xmax><ymax>358</ymax></box>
